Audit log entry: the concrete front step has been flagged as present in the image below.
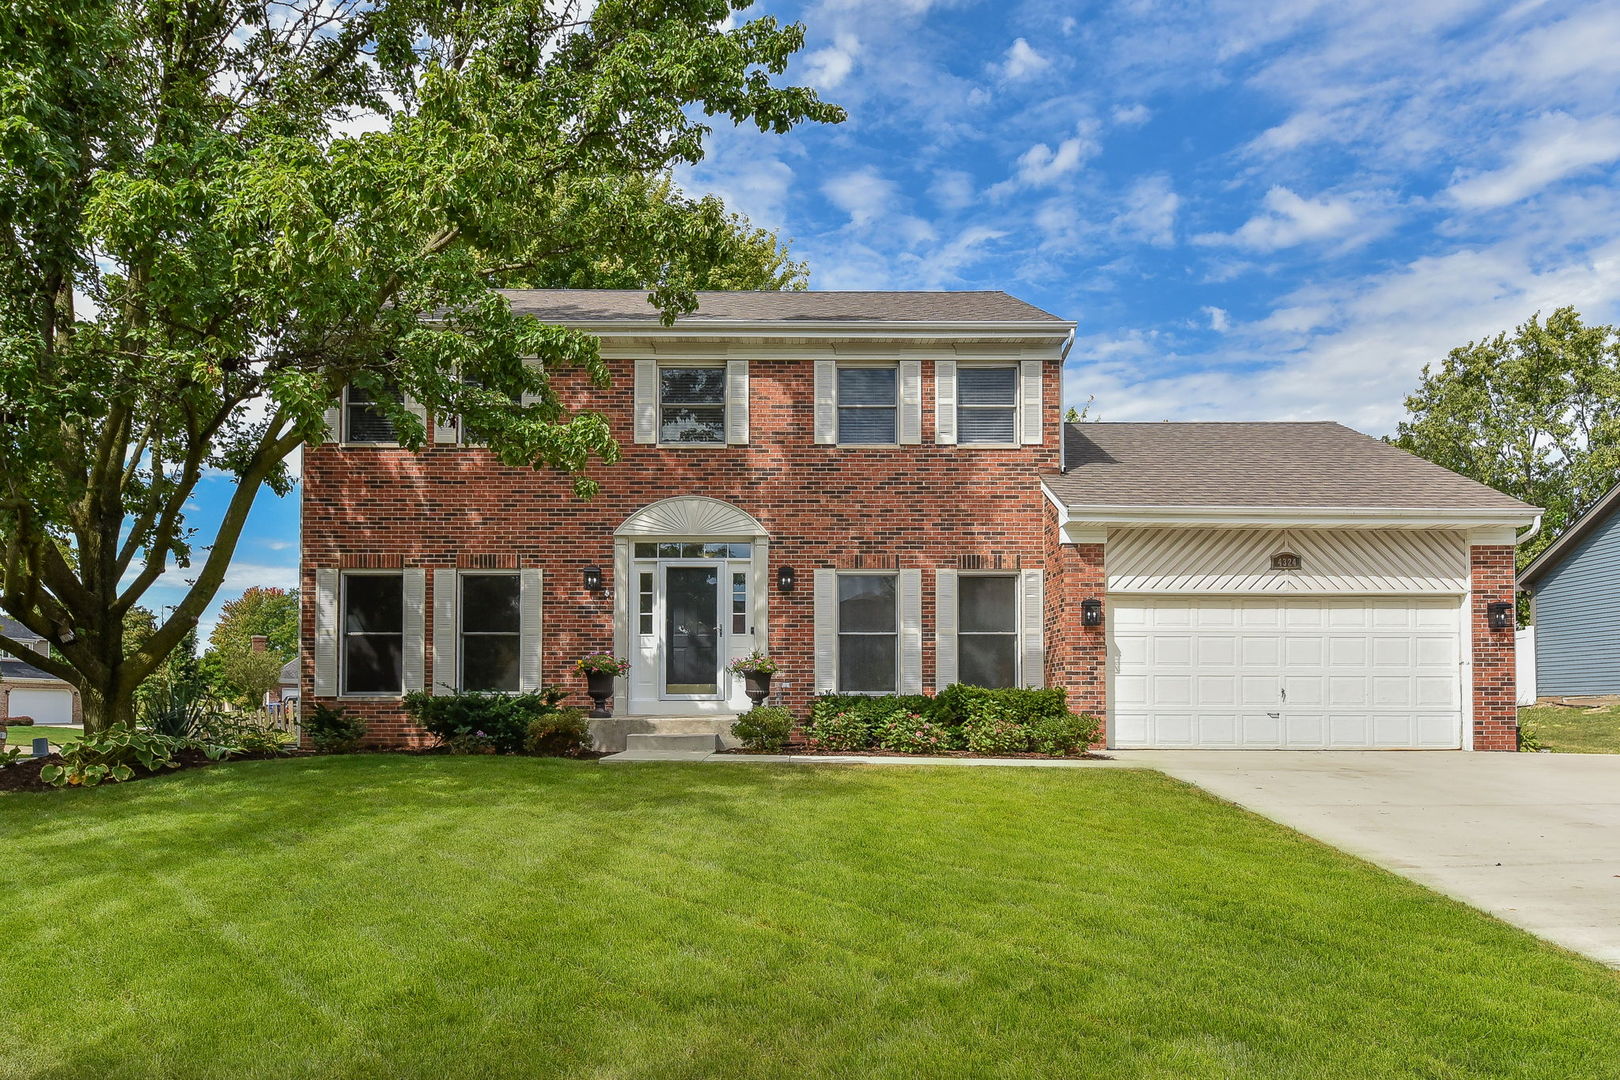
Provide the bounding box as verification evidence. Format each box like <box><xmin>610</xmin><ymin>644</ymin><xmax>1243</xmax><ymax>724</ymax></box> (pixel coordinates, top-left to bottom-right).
<box><xmin>625</xmin><ymin>732</ymin><xmax>723</xmax><ymax>753</ymax></box>
<box><xmin>588</xmin><ymin>713</ymin><xmax>740</xmax><ymax>753</ymax></box>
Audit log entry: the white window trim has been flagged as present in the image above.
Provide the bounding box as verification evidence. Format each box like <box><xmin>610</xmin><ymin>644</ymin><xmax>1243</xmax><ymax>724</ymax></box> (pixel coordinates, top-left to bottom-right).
<box><xmin>457</xmin><ymin>571</ymin><xmax>522</xmax><ymax>694</ymax></box>
<box><xmin>954</xmin><ymin>362</ymin><xmax>1022</xmax><ymax>449</ymax></box>
<box><xmin>956</xmin><ymin>572</ymin><xmax>1022</xmax><ymax>688</ymax></box>
<box><xmin>834</xmin><ymin>361</ymin><xmax>901</xmax><ymax>448</ymax></box>
<box><xmin>834</xmin><ymin>569</ymin><xmax>901</xmax><ymax>695</ymax></box>
<box><xmin>341</xmin><ymin>385</ymin><xmax>405</xmax><ymax>448</ymax></box>
<box><xmin>655</xmin><ymin>360</ymin><xmax>729</xmax><ymax>448</ymax></box>
<box><xmin>339</xmin><ymin>570</ymin><xmax>406</xmax><ymax>698</ymax></box>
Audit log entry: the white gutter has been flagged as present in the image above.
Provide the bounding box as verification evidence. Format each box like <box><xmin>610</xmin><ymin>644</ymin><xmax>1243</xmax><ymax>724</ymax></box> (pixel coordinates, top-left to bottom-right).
<box><xmin>549</xmin><ymin>319</ymin><xmax>1077</xmax><ymax>341</ymax></box>
<box><xmin>1515</xmin><ymin>514</ymin><xmax>1543</xmax><ymax>547</ymax></box>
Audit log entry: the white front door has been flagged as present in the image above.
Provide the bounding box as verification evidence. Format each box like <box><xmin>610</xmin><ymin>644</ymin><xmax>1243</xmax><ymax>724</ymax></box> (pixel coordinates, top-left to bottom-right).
<box><xmin>1111</xmin><ymin>596</ymin><xmax>1463</xmax><ymax>749</ymax></box>
<box><xmin>659</xmin><ymin>561</ymin><xmax>726</xmax><ymax>700</ymax></box>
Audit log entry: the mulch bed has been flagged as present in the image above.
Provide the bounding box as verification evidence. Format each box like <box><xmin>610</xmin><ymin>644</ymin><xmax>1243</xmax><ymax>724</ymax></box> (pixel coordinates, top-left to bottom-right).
<box><xmin>722</xmin><ymin>747</ymin><xmax>1111</xmax><ymax>761</ymax></box>
<box><xmin>0</xmin><ymin>747</ymin><xmax>295</xmax><ymax>794</ymax></box>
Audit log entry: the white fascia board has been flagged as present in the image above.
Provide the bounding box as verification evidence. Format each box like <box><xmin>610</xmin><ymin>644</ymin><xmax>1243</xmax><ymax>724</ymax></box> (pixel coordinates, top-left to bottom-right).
<box><xmin>1039</xmin><ymin>495</ymin><xmax>1540</xmax><ymax>532</ymax></box>
<box><xmin>576</xmin><ymin>320</ymin><xmax>1077</xmax><ymax>342</ymax></box>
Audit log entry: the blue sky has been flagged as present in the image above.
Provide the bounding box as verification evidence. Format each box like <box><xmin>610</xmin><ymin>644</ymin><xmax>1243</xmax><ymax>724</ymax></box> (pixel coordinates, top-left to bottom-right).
<box><xmin>168</xmin><ymin>0</ymin><xmax>1620</xmax><ymax>641</ymax></box>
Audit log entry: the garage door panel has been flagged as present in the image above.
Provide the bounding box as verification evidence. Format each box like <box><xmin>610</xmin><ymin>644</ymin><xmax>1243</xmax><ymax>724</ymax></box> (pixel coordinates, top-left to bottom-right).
<box><xmin>1112</xmin><ymin>596</ymin><xmax>1462</xmax><ymax>750</ymax></box>
<box><xmin>8</xmin><ymin>688</ymin><xmax>73</xmax><ymax>725</ymax></box>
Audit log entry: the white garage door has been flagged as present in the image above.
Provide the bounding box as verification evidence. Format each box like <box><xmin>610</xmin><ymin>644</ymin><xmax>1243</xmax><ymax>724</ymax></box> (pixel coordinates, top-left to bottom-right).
<box><xmin>8</xmin><ymin>687</ymin><xmax>74</xmax><ymax>726</ymax></box>
<box><xmin>1111</xmin><ymin>597</ymin><xmax>1463</xmax><ymax>749</ymax></box>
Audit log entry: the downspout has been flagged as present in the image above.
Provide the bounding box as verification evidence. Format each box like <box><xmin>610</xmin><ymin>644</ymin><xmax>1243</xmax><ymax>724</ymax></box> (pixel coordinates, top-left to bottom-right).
<box><xmin>1514</xmin><ymin>514</ymin><xmax>1543</xmax><ymax>548</ymax></box>
<box><xmin>1059</xmin><ymin>327</ymin><xmax>1076</xmax><ymax>474</ymax></box>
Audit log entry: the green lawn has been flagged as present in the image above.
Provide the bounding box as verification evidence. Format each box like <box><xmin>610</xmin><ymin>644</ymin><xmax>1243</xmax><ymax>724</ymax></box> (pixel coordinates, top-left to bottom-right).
<box><xmin>1</xmin><ymin>724</ymin><xmax>81</xmax><ymax>750</ymax></box>
<box><xmin>1519</xmin><ymin>703</ymin><xmax>1620</xmax><ymax>754</ymax></box>
<box><xmin>3</xmin><ymin>758</ymin><xmax>1619</xmax><ymax>1079</ymax></box>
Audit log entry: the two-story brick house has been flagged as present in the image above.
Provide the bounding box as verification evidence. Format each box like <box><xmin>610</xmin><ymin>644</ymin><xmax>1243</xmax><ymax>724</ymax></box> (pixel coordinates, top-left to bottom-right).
<box><xmin>301</xmin><ymin>290</ymin><xmax>1539</xmax><ymax>751</ymax></box>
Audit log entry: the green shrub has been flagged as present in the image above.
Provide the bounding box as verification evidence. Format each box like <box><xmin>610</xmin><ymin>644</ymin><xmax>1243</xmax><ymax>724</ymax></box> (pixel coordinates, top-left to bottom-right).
<box><xmin>1029</xmin><ymin>713</ymin><xmax>1101</xmax><ymax>756</ymax></box>
<box><xmin>39</xmin><ymin>725</ymin><xmax>204</xmax><ymax>787</ymax></box>
<box><xmin>811</xmin><ymin>694</ymin><xmax>932</xmax><ymax>729</ymax></box>
<box><xmin>806</xmin><ymin>709</ymin><xmax>872</xmax><ymax>752</ymax></box>
<box><xmin>524</xmin><ymin>707</ymin><xmax>592</xmax><ymax>757</ymax></box>
<box><xmin>732</xmin><ymin>706</ymin><xmax>795</xmax><ymax>752</ymax></box>
<box><xmin>303</xmin><ymin>703</ymin><xmax>368</xmax><ymax>754</ymax></box>
<box><xmin>927</xmin><ymin>685</ymin><xmax>1071</xmax><ymax>727</ymax></box>
<box><xmin>193</xmin><ymin>714</ymin><xmax>294</xmax><ymax>756</ymax></box>
<box><xmin>403</xmin><ymin>687</ymin><xmax>566</xmax><ymax>754</ymax></box>
<box><xmin>873</xmin><ymin>709</ymin><xmax>959</xmax><ymax>754</ymax></box>
<box><xmin>960</xmin><ymin>700</ymin><xmax>1029</xmax><ymax>755</ymax></box>
<box><xmin>1517</xmin><ymin>719</ymin><xmax>1544</xmax><ymax>753</ymax></box>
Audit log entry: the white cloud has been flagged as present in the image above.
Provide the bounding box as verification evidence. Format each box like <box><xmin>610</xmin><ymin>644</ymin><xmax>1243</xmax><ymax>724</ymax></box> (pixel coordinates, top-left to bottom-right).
<box><xmin>803</xmin><ymin>33</ymin><xmax>861</xmax><ymax>90</ymax></box>
<box><xmin>1445</xmin><ymin>112</ymin><xmax>1620</xmax><ymax>210</ymax></box>
<box><xmin>822</xmin><ymin>167</ymin><xmax>899</xmax><ymax>227</ymax></box>
<box><xmin>1193</xmin><ymin>186</ymin><xmax>1366</xmax><ymax>252</ymax></box>
<box><xmin>929</xmin><ymin>169</ymin><xmax>976</xmax><ymax>210</ymax></box>
<box><xmin>1111</xmin><ymin>103</ymin><xmax>1152</xmax><ymax>127</ymax></box>
<box><xmin>999</xmin><ymin>38</ymin><xmax>1050</xmax><ymax>80</ymax></box>
<box><xmin>1116</xmin><ymin>174</ymin><xmax>1180</xmax><ymax>247</ymax></box>
<box><xmin>1202</xmin><ymin>306</ymin><xmax>1230</xmax><ymax>332</ymax></box>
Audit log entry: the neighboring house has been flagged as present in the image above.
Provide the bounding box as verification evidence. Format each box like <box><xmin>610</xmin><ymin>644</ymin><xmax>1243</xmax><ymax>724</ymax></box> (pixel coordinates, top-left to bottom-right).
<box><xmin>1517</xmin><ymin>483</ymin><xmax>1620</xmax><ymax>698</ymax></box>
<box><xmin>0</xmin><ymin>616</ymin><xmax>81</xmax><ymax>727</ymax></box>
<box><xmin>300</xmin><ymin>290</ymin><xmax>1538</xmax><ymax>751</ymax></box>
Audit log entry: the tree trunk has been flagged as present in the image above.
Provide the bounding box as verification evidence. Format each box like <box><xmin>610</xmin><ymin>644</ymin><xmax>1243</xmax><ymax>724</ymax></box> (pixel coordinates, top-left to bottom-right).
<box><xmin>79</xmin><ymin>678</ymin><xmax>136</xmax><ymax>734</ymax></box>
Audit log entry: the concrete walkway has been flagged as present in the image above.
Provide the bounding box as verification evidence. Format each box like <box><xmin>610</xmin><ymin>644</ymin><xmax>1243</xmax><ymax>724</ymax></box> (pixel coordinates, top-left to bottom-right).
<box><xmin>1108</xmin><ymin>750</ymin><xmax>1620</xmax><ymax>967</ymax></box>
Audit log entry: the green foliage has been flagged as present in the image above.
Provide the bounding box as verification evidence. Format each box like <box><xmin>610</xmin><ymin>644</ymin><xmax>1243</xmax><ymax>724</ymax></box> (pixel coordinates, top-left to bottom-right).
<box><xmin>524</xmin><ymin>708</ymin><xmax>592</xmax><ymax>757</ymax></box>
<box><xmin>872</xmin><ymin>710</ymin><xmax>959</xmax><ymax>754</ymax></box>
<box><xmin>810</xmin><ymin>694</ymin><xmax>933</xmax><ymax>728</ymax></box>
<box><xmin>1029</xmin><ymin>713</ymin><xmax>1101</xmax><ymax>757</ymax></box>
<box><xmin>1395</xmin><ymin>307</ymin><xmax>1620</xmax><ymax>568</ymax></box>
<box><xmin>0</xmin><ymin>0</ymin><xmax>842</xmax><ymax>732</ymax></box>
<box><xmin>732</xmin><ymin>706</ymin><xmax>795</xmax><ymax>752</ymax></box>
<box><xmin>725</xmin><ymin>651</ymin><xmax>780</xmax><ymax>676</ymax></box>
<box><xmin>38</xmin><ymin>725</ymin><xmax>204</xmax><ymax>788</ymax></box>
<box><xmin>575</xmin><ymin>654</ymin><xmax>631</xmax><ymax>676</ymax></box>
<box><xmin>959</xmin><ymin>701</ymin><xmax>1029</xmax><ymax>755</ymax></box>
<box><xmin>1517</xmin><ymin>718</ymin><xmax>1545</xmax><ymax>753</ymax></box>
<box><xmin>195</xmin><ymin>715</ymin><xmax>295</xmax><ymax>757</ymax></box>
<box><xmin>403</xmin><ymin>687</ymin><xmax>568</xmax><ymax>755</ymax></box>
<box><xmin>216</xmin><ymin>649</ymin><xmax>289</xmax><ymax>710</ymax></box>
<box><xmin>927</xmin><ymin>685</ymin><xmax>1072</xmax><ymax>727</ymax></box>
<box><xmin>208</xmin><ymin>588</ymin><xmax>300</xmax><ymax>660</ymax></box>
<box><xmin>805</xmin><ymin>710</ymin><xmax>871</xmax><ymax>752</ymax></box>
<box><xmin>0</xmin><ymin>746</ymin><xmax>27</xmax><ymax>768</ymax></box>
<box><xmin>139</xmin><ymin>678</ymin><xmax>225</xmax><ymax>739</ymax></box>
<box><xmin>303</xmin><ymin>704</ymin><xmax>369</xmax><ymax>754</ymax></box>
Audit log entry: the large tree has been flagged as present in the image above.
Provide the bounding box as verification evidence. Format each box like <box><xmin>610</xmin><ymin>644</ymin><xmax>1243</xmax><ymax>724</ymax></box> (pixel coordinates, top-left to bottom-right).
<box><xmin>0</xmin><ymin>0</ymin><xmax>841</xmax><ymax>730</ymax></box>
<box><xmin>1394</xmin><ymin>307</ymin><xmax>1620</xmax><ymax>565</ymax></box>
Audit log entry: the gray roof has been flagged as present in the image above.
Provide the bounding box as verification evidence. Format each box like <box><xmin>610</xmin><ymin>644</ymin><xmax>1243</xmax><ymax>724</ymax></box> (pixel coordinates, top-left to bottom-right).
<box><xmin>1</xmin><ymin>656</ymin><xmax>60</xmax><ymax>682</ymax></box>
<box><xmin>0</xmin><ymin>616</ymin><xmax>41</xmax><ymax>644</ymax></box>
<box><xmin>1048</xmin><ymin>422</ymin><xmax>1536</xmax><ymax>512</ymax></box>
<box><xmin>279</xmin><ymin>658</ymin><xmax>298</xmax><ymax>686</ymax></box>
<box><xmin>497</xmin><ymin>289</ymin><xmax>1069</xmax><ymax>325</ymax></box>
<box><xmin>1518</xmin><ymin>481</ymin><xmax>1620</xmax><ymax>587</ymax></box>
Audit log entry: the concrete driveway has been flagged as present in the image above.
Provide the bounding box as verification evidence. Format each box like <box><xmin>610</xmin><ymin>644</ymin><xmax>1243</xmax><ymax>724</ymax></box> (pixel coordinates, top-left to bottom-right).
<box><xmin>1108</xmin><ymin>750</ymin><xmax>1620</xmax><ymax>967</ymax></box>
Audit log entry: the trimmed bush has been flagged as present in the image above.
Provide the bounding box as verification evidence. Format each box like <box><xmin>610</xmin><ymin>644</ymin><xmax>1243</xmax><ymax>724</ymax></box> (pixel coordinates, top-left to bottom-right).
<box><xmin>403</xmin><ymin>687</ymin><xmax>567</xmax><ymax>754</ymax></box>
<box><xmin>873</xmin><ymin>710</ymin><xmax>959</xmax><ymax>754</ymax></box>
<box><xmin>811</xmin><ymin>694</ymin><xmax>932</xmax><ymax>728</ymax></box>
<box><xmin>959</xmin><ymin>700</ymin><xmax>1029</xmax><ymax>755</ymax></box>
<box><xmin>927</xmin><ymin>685</ymin><xmax>1071</xmax><ymax>727</ymax></box>
<box><xmin>733</xmin><ymin>706</ymin><xmax>795</xmax><ymax>752</ymax></box>
<box><xmin>303</xmin><ymin>703</ymin><xmax>368</xmax><ymax>754</ymax></box>
<box><xmin>524</xmin><ymin>708</ymin><xmax>592</xmax><ymax>757</ymax></box>
<box><xmin>806</xmin><ymin>709</ymin><xmax>871</xmax><ymax>752</ymax></box>
<box><xmin>1029</xmin><ymin>713</ymin><xmax>1101</xmax><ymax>756</ymax></box>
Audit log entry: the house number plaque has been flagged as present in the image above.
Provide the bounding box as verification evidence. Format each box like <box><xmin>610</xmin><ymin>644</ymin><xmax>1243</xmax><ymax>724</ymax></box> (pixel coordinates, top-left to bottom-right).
<box><xmin>1270</xmin><ymin>551</ymin><xmax>1302</xmax><ymax>571</ymax></box>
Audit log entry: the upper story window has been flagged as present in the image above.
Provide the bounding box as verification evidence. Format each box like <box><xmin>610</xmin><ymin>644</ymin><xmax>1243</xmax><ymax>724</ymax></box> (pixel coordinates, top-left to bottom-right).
<box><xmin>837</xmin><ymin>573</ymin><xmax>897</xmax><ymax>693</ymax></box>
<box><xmin>958</xmin><ymin>575</ymin><xmax>1018</xmax><ymax>687</ymax></box>
<box><xmin>460</xmin><ymin>573</ymin><xmax>521</xmax><ymax>692</ymax></box>
<box><xmin>345</xmin><ymin>384</ymin><xmax>402</xmax><ymax>444</ymax></box>
<box><xmin>837</xmin><ymin>366</ymin><xmax>897</xmax><ymax>444</ymax></box>
<box><xmin>958</xmin><ymin>366</ymin><xmax>1018</xmax><ymax>445</ymax></box>
<box><xmin>342</xmin><ymin>573</ymin><xmax>403</xmax><ymax>694</ymax></box>
<box><xmin>659</xmin><ymin>365</ymin><xmax>727</xmax><ymax>445</ymax></box>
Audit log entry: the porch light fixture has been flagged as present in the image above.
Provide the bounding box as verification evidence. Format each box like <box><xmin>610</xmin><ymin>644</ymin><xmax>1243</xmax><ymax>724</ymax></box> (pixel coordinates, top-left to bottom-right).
<box><xmin>777</xmin><ymin>566</ymin><xmax>796</xmax><ymax>593</ymax></box>
<box><xmin>582</xmin><ymin>565</ymin><xmax>603</xmax><ymax>593</ymax></box>
<box><xmin>1081</xmin><ymin>598</ymin><xmax>1103</xmax><ymax>627</ymax></box>
<box><xmin>1487</xmin><ymin>601</ymin><xmax>1514</xmax><ymax>630</ymax></box>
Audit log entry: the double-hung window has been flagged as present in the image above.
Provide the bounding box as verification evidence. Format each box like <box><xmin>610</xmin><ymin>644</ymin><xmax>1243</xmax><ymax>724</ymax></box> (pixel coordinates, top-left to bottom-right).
<box><xmin>958</xmin><ymin>575</ymin><xmax>1019</xmax><ymax>687</ymax></box>
<box><xmin>659</xmin><ymin>365</ymin><xmax>726</xmax><ymax>445</ymax></box>
<box><xmin>837</xmin><ymin>574</ymin><xmax>898</xmax><ymax>693</ymax></box>
<box><xmin>837</xmin><ymin>366</ymin><xmax>897</xmax><ymax>444</ymax></box>
<box><xmin>344</xmin><ymin>384</ymin><xmax>403</xmax><ymax>444</ymax></box>
<box><xmin>958</xmin><ymin>366</ymin><xmax>1018</xmax><ymax>445</ymax></box>
<box><xmin>460</xmin><ymin>574</ymin><xmax>521</xmax><ymax>692</ymax></box>
<box><xmin>342</xmin><ymin>574</ymin><xmax>404</xmax><ymax>694</ymax></box>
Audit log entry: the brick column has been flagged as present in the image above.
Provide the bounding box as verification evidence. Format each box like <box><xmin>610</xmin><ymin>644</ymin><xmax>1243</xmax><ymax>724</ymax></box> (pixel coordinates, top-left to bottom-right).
<box><xmin>1043</xmin><ymin>514</ymin><xmax>1107</xmax><ymax>734</ymax></box>
<box><xmin>1470</xmin><ymin>544</ymin><xmax>1518</xmax><ymax>751</ymax></box>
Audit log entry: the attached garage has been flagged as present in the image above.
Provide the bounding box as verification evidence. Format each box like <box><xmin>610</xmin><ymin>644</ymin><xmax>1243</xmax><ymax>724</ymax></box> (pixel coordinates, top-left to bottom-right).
<box><xmin>7</xmin><ymin>686</ymin><xmax>74</xmax><ymax>726</ymax></box>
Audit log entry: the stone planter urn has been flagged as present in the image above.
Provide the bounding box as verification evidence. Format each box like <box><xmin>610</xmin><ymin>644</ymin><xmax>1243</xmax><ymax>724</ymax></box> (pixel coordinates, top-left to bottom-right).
<box><xmin>585</xmin><ymin>670</ymin><xmax>616</xmax><ymax>718</ymax></box>
<box><xmin>743</xmin><ymin>671</ymin><xmax>773</xmax><ymax>709</ymax></box>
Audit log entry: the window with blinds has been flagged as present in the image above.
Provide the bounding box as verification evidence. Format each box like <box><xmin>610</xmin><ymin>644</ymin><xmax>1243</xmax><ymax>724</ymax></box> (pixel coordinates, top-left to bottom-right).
<box><xmin>837</xmin><ymin>366</ymin><xmax>897</xmax><ymax>444</ymax></box>
<box><xmin>658</xmin><ymin>366</ymin><xmax>726</xmax><ymax>444</ymax></box>
<box><xmin>837</xmin><ymin>574</ymin><xmax>898</xmax><ymax>692</ymax></box>
<box><xmin>958</xmin><ymin>366</ymin><xmax>1018</xmax><ymax>444</ymax></box>
<box><xmin>345</xmin><ymin>384</ymin><xmax>402</xmax><ymax>443</ymax></box>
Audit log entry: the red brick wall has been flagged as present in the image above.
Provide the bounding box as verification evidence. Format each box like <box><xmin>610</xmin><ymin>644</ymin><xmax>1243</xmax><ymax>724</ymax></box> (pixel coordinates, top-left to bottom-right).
<box><xmin>1042</xmin><ymin>514</ymin><xmax>1106</xmax><ymax>735</ymax></box>
<box><xmin>1470</xmin><ymin>544</ymin><xmax>1519</xmax><ymax>751</ymax></box>
<box><xmin>302</xmin><ymin>353</ymin><xmax>1063</xmax><ymax>746</ymax></box>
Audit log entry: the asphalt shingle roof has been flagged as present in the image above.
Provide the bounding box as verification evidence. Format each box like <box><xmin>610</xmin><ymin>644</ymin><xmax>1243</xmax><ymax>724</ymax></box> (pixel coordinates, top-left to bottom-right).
<box><xmin>497</xmin><ymin>289</ymin><xmax>1069</xmax><ymax>324</ymax></box>
<box><xmin>1047</xmin><ymin>422</ymin><xmax>1535</xmax><ymax>512</ymax></box>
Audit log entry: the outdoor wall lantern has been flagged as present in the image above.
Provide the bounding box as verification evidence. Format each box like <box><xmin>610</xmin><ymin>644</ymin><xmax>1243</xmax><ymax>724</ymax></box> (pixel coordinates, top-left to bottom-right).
<box><xmin>1487</xmin><ymin>601</ymin><xmax>1514</xmax><ymax>630</ymax></box>
<box><xmin>777</xmin><ymin>566</ymin><xmax>797</xmax><ymax>593</ymax></box>
<box><xmin>1081</xmin><ymin>598</ymin><xmax>1104</xmax><ymax>627</ymax></box>
<box><xmin>582</xmin><ymin>565</ymin><xmax>603</xmax><ymax>593</ymax></box>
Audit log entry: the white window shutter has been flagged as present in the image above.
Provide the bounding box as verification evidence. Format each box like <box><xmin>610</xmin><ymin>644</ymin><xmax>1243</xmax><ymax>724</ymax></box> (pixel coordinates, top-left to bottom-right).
<box><xmin>519</xmin><ymin>568</ymin><xmax>544</xmax><ymax>691</ymax></box>
<box><xmin>934</xmin><ymin>361</ymin><xmax>957</xmax><ymax>445</ymax></box>
<box><xmin>899</xmin><ymin>569</ymin><xmax>923</xmax><ymax>694</ymax></box>
<box><xmin>322</xmin><ymin>403</ymin><xmax>342</xmax><ymax>444</ymax></box>
<box><xmin>1020</xmin><ymin>568</ymin><xmax>1045</xmax><ymax>688</ymax></box>
<box><xmin>634</xmin><ymin>359</ymin><xmax>657</xmax><ymax>444</ymax></box>
<box><xmin>898</xmin><ymin>360</ymin><xmax>922</xmax><ymax>445</ymax></box>
<box><xmin>935</xmin><ymin>569</ymin><xmax>959</xmax><ymax>689</ymax></box>
<box><xmin>814</xmin><ymin>569</ymin><xmax>837</xmax><ymax>693</ymax></box>
<box><xmin>726</xmin><ymin>359</ymin><xmax>749</xmax><ymax>444</ymax></box>
<box><xmin>1020</xmin><ymin>360</ymin><xmax>1043</xmax><ymax>445</ymax></box>
<box><xmin>314</xmin><ymin>569</ymin><xmax>338</xmax><ymax>696</ymax></box>
<box><xmin>402</xmin><ymin>569</ymin><xmax>426</xmax><ymax>692</ymax></box>
<box><xmin>404</xmin><ymin>396</ymin><xmax>429</xmax><ymax>445</ymax></box>
<box><xmin>813</xmin><ymin>361</ymin><xmax>837</xmax><ymax>445</ymax></box>
<box><xmin>433</xmin><ymin>412</ymin><xmax>458</xmax><ymax>445</ymax></box>
<box><xmin>432</xmin><ymin>569</ymin><xmax>458</xmax><ymax>694</ymax></box>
